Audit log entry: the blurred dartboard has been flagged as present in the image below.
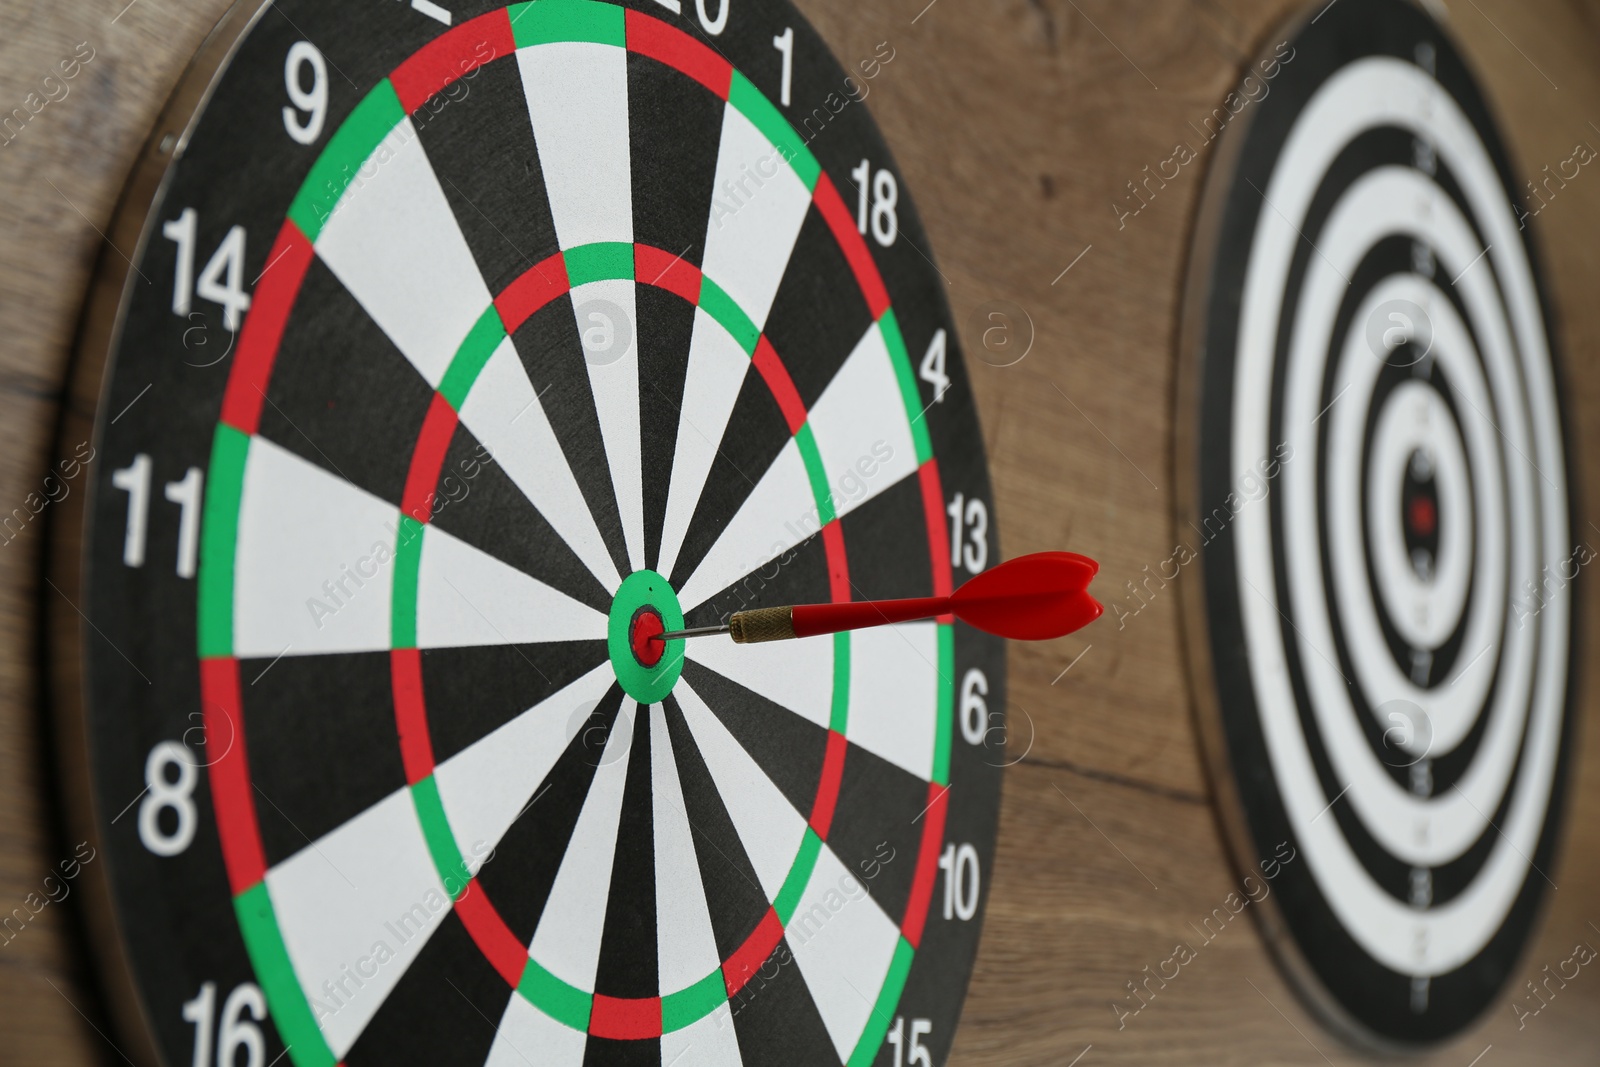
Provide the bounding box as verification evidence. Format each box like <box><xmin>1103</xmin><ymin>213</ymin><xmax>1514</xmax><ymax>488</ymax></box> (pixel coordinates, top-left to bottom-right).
<box><xmin>1179</xmin><ymin>0</ymin><xmax>1578</xmax><ymax>1047</ymax></box>
<box><xmin>50</xmin><ymin>1</ymin><xmax>1005</xmax><ymax>1064</ymax></box>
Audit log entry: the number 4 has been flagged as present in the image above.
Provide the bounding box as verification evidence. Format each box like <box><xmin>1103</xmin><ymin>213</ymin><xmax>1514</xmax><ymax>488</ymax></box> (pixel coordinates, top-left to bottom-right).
<box><xmin>919</xmin><ymin>328</ymin><xmax>949</xmax><ymax>403</ymax></box>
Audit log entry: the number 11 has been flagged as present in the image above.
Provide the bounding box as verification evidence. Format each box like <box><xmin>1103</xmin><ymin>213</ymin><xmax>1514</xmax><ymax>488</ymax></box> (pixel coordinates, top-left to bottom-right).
<box><xmin>112</xmin><ymin>453</ymin><xmax>204</xmax><ymax>578</ymax></box>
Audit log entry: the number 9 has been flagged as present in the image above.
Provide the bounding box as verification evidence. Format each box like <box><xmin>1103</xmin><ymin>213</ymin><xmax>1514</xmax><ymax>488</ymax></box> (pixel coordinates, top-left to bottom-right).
<box><xmin>282</xmin><ymin>41</ymin><xmax>328</xmax><ymax>146</ymax></box>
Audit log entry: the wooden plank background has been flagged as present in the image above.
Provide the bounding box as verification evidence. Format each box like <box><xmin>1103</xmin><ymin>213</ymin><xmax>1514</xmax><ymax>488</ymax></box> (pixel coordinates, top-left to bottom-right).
<box><xmin>3</xmin><ymin>1</ymin><xmax>1598</xmax><ymax>1063</ymax></box>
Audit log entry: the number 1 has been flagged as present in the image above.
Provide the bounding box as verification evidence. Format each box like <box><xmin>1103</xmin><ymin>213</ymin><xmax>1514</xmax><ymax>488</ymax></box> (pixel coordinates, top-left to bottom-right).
<box><xmin>165</xmin><ymin>467</ymin><xmax>203</xmax><ymax>580</ymax></box>
<box><xmin>182</xmin><ymin>981</ymin><xmax>216</xmax><ymax>1067</ymax></box>
<box><xmin>852</xmin><ymin>158</ymin><xmax>871</xmax><ymax>234</ymax></box>
<box><xmin>772</xmin><ymin>27</ymin><xmax>793</xmax><ymax>106</ymax></box>
<box><xmin>162</xmin><ymin>209</ymin><xmax>197</xmax><ymax>317</ymax></box>
<box><xmin>112</xmin><ymin>453</ymin><xmax>151</xmax><ymax>567</ymax></box>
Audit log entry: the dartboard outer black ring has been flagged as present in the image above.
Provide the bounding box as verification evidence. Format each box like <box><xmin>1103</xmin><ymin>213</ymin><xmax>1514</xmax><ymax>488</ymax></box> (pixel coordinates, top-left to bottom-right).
<box><xmin>46</xmin><ymin>2</ymin><xmax>1006</xmax><ymax>1065</ymax></box>
<box><xmin>1177</xmin><ymin>0</ymin><xmax>1580</xmax><ymax>1050</ymax></box>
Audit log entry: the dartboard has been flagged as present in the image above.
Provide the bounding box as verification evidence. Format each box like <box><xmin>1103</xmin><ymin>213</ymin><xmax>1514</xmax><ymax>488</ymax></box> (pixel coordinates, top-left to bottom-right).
<box><xmin>1179</xmin><ymin>0</ymin><xmax>1577</xmax><ymax>1048</ymax></box>
<box><xmin>52</xmin><ymin>2</ymin><xmax>1004</xmax><ymax>1064</ymax></box>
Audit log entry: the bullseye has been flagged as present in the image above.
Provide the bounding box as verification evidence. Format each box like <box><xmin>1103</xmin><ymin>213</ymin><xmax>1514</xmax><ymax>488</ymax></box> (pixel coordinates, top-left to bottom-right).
<box><xmin>629</xmin><ymin>607</ymin><xmax>666</xmax><ymax>667</ymax></box>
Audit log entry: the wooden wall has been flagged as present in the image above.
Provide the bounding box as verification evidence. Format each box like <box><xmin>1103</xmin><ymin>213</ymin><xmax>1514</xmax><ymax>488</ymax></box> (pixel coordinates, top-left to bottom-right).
<box><xmin>2</xmin><ymin>0</ymin><xmax>1598</xmax><ymax>1063</ymax></box>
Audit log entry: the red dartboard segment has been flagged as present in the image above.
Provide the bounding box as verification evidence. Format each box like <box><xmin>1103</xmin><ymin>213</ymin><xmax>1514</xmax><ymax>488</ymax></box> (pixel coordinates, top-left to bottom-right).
<box><xmin>722</xmin><ymin>906</ymin><xmax>785</xmax><ymax>996</ymax></box>
<box><xmin>590</xmin><ymin>993</ymin><xmax>665</xmax><ymax>1041</ymax></box>
<box><xmin>902</xmin><ymin>782</ymin><xmax>951</xmax><ymax>948</ymax></box>
<box><xmin>623</xmin><ymin>7</ymin><xmax>733</xmax><ymax>99</ymax></box>
<box><xmin>390</xmin><ymin>648</ymin><xmax>435</xmax><ymax>784</ymax></box>
<box><xmin>634</xmin><ymin>243</ymin><xmax>702</xmax><ymax>304</ymax></box>
<box><xmin>918</xmin><ymin>460</ymin><xmax>956</xmax><ymax>617</ymax></box>
<box><xmin>753</xmin><ymin>335</ymin><xmax>808</xmax><ymax>435</ymax></box>
<box><xmin>454</xmin><ymin>880</ymin><xmax>536</xmax><ymax>988</ymax></box>
<box><xmin>389</xmin><ymin>9</ymin><xmax>516</xmax><ymax>113</ymax></box>
<box><xmin>200</xmin><ymin>656</ymin><xmax>268</xmax><ymax>895</ymax></box>
<box><xmin>219</xmin><ymin>221</ymin><xmax>313</xmax><ymax>436</ymax></box>
<box><xmin>812</xmin><ymin>173</ymin><xmax>892</xmax><ymax>319</ymax></box>
<box><xmin>401</xmin><ymin>393</ymin><xmax>461</xmax><ymax>524</ymax></box>
<box><xmin>808</xmin><ymin>729</ymin><xmax>849</xmax><ymax>838</ymax></box>
<box><xmin>494</xmin><ymin>250</ymin><xmax>571</xmax><ymax>332</ymax></box>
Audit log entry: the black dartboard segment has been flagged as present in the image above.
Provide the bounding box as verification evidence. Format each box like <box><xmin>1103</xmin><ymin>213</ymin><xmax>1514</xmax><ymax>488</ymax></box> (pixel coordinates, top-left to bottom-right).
<box><xmin>1180</xmin><ymin>0</ymin><xmax>1578</xmax><ymax>1048</ymax></box>
<box><xmin>58</xmin><ymin>2</ymin><xmax>1004</xmax><ymax>1064</ymax></box>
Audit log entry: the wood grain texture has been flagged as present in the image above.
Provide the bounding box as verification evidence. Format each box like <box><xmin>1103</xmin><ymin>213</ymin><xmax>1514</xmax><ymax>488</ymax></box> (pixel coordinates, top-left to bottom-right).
<box><xmin>1</xmin><ymin>1</ymin><xmax>1597</xmax><ymax>1064</ymax></box>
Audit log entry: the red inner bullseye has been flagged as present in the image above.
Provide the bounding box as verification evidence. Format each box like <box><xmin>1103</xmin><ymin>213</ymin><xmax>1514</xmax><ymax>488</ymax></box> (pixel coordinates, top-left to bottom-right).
<box><xmin>1408</xmin><ymin>495</ymin><xmax>1437</xmax><ymax>538</ymax></box>
<box><xmin>630</xmin><ymin>608</ymin><xmax>666</xmax><ymax>668</ymax></box>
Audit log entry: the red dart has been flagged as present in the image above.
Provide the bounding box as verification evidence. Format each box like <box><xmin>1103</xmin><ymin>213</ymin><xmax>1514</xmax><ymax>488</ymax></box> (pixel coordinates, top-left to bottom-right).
<box><xmin>656</xmin><ymin>551</ymin><xmax>1102</xmax><ymax>645</ymax></box>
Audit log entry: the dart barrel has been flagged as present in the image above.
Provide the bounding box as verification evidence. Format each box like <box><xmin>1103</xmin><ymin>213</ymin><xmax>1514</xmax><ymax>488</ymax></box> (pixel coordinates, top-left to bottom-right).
<box><xmin>4</xmin><ymin>1</ymin><xmax>1600</xmax><ymax>1065</ymax></box>
<box><xmin>728</xmin><ymin>606</ymin><xmax>796</xmax><ymax>643</ymax></box>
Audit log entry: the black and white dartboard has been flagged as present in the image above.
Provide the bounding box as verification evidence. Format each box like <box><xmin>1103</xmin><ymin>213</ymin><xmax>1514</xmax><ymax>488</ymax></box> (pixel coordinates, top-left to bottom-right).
<box><xmin>1179</xmin><ymin>0</ymin><xmax>1578</xmax><ymax>1047</ymax></box>
<box><xmin>49</xmin><ymin>2</ymin><xmax>1005</xmax><ymax>1065</ymax></box>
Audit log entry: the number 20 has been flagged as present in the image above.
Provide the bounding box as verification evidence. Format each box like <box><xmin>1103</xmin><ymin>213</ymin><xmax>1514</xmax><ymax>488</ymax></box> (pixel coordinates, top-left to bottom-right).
<box><xmin>650</xmin><ymin>0</ymin><xmax>728</xmax><ymax>34</ymax></box>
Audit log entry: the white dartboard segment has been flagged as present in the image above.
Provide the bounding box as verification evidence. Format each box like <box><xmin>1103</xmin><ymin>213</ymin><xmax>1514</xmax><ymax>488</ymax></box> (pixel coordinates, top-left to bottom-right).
<box><xmin>433</xmin><ymin>662</ymin><xmax>616</xmax><ymax>868</ymax></box>
<box><xmin>516</xmin><ymin>42</ymin><xmax>633</xmax><ymax>250</ymax></box>
<box><xmin>527</xmin><ymin>706</ymin><xmax>635</xmax><ymax>990</ymax></box>
<box><xmin>804</xmin><ymin>322</ymin><xmax>920</xmax><ymax>522</ymax></box>
<box><xmin>569</xmin><ymin>278</ymin><xmax>645</xmax><ymax>571</ymax></box>
<box><xmin>233</xmin><ymin>438</ymin><xmax>397</xmax><ymax>658</ymax></box>
<box><xmin>264</xmin><ymin>788</ymin><xmax>449</xmax><ymax>1058</ymax></box>
<box><xmin>673</xmin><ymin>438</ymin><xmax>817</xmax><ymax>612</ymax></box>
<box><xmin>457</xmin><ymin>337</ymin><xmax>623</xmax><ymax>594</ymax></box>
<box><xmin>655</xmin><ymin>308</ymin><xmax>756</xmax><ymax>579</ymax></box>
<box><xmin>315</xmin><ymin>118</ymin><xmax>495</xmax><ymax>388</ymax></box>
<box><xmin>415</xmin><ymin>522</ymin><xmax>608</xmax><ymax>648</ymax></box>
<box><xmin>700</xmin><ymin>103</ymin><xmax>813</xmax><ymax>330</ymax></box>
<box><xmin>675</xmin><ymin>677</ymin><xmax>810</xmax><ymax>902</ymax></box>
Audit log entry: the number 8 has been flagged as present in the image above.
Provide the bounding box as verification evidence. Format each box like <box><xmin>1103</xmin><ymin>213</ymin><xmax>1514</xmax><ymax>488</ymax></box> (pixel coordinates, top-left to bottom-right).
<box><xmin>139</xmin><ymin>741</ymin><xmax>198</xmax><ymax>857</ymax></box>
<box><xmin>871</xmin><ymin>169</ymin><xmax>899</xmax><ymax>246</ymax></box>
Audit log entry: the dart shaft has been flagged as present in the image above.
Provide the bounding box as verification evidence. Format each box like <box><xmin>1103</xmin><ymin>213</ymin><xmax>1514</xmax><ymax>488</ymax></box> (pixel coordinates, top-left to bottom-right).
<box><xmin>725</xmin><ymin>596</ymin><xmax>952</xmax><ymax>643</ymax></box>
<box><xmin>660</xmin><ymin>595</ymin><xmax>953</xmax><ymax>645</ymax></box>
<box><xmin>656</xmin><ymin>623</ymin><xmax>732</xmax><ymax>641</ymax></box>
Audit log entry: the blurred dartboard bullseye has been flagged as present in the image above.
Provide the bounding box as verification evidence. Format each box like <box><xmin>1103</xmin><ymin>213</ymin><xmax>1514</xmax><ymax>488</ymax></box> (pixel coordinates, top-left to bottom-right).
<box><xmin>1180</xmin><ymin>0</ymin><xmax>1578</xmax><ymax>1047</ymax></box>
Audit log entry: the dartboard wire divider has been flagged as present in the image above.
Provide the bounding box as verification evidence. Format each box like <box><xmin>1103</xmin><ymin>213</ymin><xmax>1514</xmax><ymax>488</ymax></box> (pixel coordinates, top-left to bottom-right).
<box><xmin>1174</xmin><ymin>0</ymin><xmax>1582</xmax><ymax>1052</ymax></box>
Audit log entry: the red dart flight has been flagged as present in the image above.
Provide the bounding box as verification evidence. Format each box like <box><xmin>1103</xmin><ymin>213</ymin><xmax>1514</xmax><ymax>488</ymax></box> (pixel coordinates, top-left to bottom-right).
<box><xmin>656</xmin><ymin>551</ymin><xmax>1102</xmax><ymax>647</ymax></box>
